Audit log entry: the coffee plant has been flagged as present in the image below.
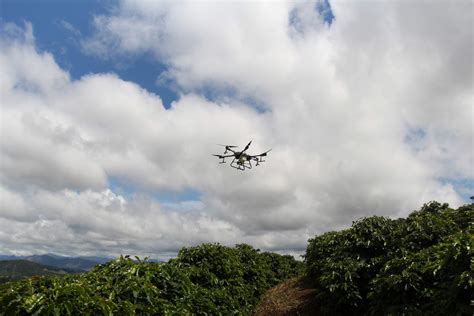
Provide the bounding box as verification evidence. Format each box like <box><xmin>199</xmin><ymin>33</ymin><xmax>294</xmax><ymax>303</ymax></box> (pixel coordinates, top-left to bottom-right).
<box><xmin>305</xmin><ymin>202</ymin><xmax>473</xmax><ymax>315</ymax></box>
<box><xmin>0</xmin><ymin>244</ymin><xmax>303</xmax><ymax>315</ymax></box>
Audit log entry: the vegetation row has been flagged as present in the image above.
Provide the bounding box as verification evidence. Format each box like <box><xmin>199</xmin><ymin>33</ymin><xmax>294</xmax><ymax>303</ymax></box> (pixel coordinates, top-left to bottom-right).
<box><xmin>0</xmin><ymin>244</ymin><xmax>303</xmax><ymax>315</ymax></box>
<box><xmin>305</xmin><ymin>201</ymin><xmax>473</xmax><ymax>315</ymax></box>
<box><xmin>0</xmin><ymin>201</ymin><xmax>471</xmax><ymax>315</ymax></box>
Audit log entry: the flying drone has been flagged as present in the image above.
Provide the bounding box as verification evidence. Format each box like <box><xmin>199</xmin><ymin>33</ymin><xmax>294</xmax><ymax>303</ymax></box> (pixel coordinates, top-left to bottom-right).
<box><xmin>213</xmin><ymin>141</ymin><xmax>271</xmax><ymax>171</ymax></box>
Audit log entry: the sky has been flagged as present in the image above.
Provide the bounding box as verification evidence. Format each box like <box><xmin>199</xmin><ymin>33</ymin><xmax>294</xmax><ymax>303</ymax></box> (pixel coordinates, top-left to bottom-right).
<box><xmin>0</xmin><ymin>0</ymin><xmax>472</xmax><ymax>260</ymax></box>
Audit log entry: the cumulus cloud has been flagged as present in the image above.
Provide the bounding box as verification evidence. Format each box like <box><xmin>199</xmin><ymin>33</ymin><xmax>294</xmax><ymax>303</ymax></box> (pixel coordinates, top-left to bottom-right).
<box><xmin>84</xmin><ymin>0</ymin><xmax>472</xmax><ymax>172</ymax></box>
<box><xmin>0</xmin><ymin>1</ymin><xmax>471</xmax><ymax>257</ymax></box>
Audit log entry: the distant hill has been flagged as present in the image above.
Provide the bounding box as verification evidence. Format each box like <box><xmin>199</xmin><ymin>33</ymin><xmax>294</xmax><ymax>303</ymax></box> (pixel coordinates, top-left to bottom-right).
<box><xmin>0</xmin><ymin>244</ymin><xmax>305</xmax><ymax>314</ymax></box>
<box><xmin>0</xmin><ymin>260</ymin><xmax>71</xmax><ymax>284</ymax></box>
<box><xmin>24</xmin><ymin>254</ymin><xmax>103</xmax><ymax>271</ymax></box>
<box><xmin>0</xmin><ymin>254</ymin><xmax>111</xmax><ymax>272</ymax></box>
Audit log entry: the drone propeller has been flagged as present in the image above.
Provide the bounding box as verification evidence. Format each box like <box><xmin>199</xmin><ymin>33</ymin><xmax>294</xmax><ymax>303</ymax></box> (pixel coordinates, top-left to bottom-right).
<box><xmin>243</xmin><ymin>140</ymin><xmax>252</xmax><ymax>152</ymax></box>
<box><xmin>217</xmin><ymin>144</ymin><xmax>238</xmax><ymax>154</ymax></box>
<box><xmin>250</xmin><ymin>148</ymin><xmax>272</xmax><ymax>166</ymax></box>
<box><xmin>256</xmin><ymin>148</ymin><xmax>272</xmax><ymax>157</ymax></box>
<box><xmin>213</xmin><ymin>154</ymin><xmax>232</xmax><ymax>164</ymax></box>
<box><xmin>217</xmin><ymin>144</ymin><xmax>238</xmax><ymax>148</ymax></box>
<box><xmin>213</xmin><ymin>154</ymin><xmax>234</xmax><ymax>158</ymax></box>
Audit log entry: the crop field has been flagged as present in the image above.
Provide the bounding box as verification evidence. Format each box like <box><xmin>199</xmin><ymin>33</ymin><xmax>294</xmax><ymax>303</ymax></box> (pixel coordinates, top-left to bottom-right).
<box><xmin>0</xmin><ymin>202</ymin><xmax>471</xmax><ymax>315</ymax></box>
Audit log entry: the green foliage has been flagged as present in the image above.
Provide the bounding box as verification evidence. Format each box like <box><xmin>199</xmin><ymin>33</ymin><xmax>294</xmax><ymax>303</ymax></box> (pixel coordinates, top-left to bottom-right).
<box><xmin>305</xmin><ymin>201</ymin><xmax>473</xmax><ymax>315</ymax></box>
<box><xmin>0</xmin><ymin>244</ymin><xmax>303</xmax><ymax>315</ymax></box>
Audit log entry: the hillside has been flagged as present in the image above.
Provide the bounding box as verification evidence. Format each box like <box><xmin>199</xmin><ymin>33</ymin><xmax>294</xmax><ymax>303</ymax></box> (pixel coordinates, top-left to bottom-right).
<box><xmin>0</xmin><ymin>254</ymin><xmax>109</xmax><ymax>272</ymax></box>
<box><xmin>0</xmin><ymin>202</ymin><xmax>471</xmax><ymax>315</ymax></box>
<box><xmin>0</xmin><ymin>260</ymin><xmax>71</xmax><ymax>284</ymax></box>
<box><xmin>255</xmin><ymin>202</ymin><xmax>473</xmax><ymax>315</ymax></box>
<box><xmin>23</xmin><ymin>254</ymin><xmax>103</xmax><ymax>271</ymax></box>
<box><xmin>0</xmin><ymin>244</ymin><xmax>304</xmax><ymax>315</ymax></box>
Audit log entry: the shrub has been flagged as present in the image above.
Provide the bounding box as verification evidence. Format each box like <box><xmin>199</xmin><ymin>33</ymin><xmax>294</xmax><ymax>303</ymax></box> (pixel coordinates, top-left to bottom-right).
<box><xmin>304</xmin><ymin>202</ymin><xmax>473</xmax><ymax>315</ymax></box>
<box><xmin>0</xmin><ymin>244</ymin><xmax>303</xmax><ymax>315</ymax></box>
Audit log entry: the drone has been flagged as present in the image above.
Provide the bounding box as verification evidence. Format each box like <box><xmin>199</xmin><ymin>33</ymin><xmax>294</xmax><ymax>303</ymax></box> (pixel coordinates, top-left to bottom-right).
<box><xmin>213</xmin><ymin>141</ymin><xmax>271</xmax><ymax>171</ymax></box>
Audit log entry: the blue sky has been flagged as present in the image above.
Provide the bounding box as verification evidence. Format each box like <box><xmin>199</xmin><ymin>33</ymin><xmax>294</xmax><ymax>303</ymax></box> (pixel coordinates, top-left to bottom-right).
<box><xmin>2</xmin><ymin>0</ymin><xmax>335</xmax><ymax>108</ymax></box>
<box><xmin>2</xmin><ymin>0</ymin><xmax>194</xmax><ymax>203</ymax></box>
<box><xmin>0</xmin><ymin>0</ymin><xmax>471</xmax><ymax>257</ymax></box>
<box><xmin>1</xmin><ymin>0</ymin><xmax>178</xmax><ymax>107</ymax></box>
<box><xmin>1</xmin><ymin>0</ymin><xmax>340</xmax><ymax>203</ymax></box>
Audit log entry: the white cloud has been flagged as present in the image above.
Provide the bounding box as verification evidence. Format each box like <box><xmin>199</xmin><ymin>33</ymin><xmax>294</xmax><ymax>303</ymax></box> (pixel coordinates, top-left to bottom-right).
<box><xmin>83</xmin><ymin>0</ymin><xmax>472</xmax><ymax>177</ymax></box>
<box><xmin>0</xmin><ymin>1</ymin><xmax>471</xmax><ymax>257</ymax></box>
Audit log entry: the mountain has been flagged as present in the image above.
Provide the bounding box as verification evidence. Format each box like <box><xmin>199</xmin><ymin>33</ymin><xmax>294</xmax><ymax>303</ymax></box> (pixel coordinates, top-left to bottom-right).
<box><xmin>78</xmin><ymin>256</ymin><xmax>112</xmax><ymax>264</ymax></box>
<box><xmin>25</xmin><ymin>255</ymin><xmax>101</xmax><ymax>272</ymax></box>
<box><xmin>0</xmin><ymin>254</ymin><xmax>111</xmax><ymax>272</ymax></box>
<box><xmin>0</xmin><ymin>260</ymin><xmax>71</xmax><ymax>284</ymax></box>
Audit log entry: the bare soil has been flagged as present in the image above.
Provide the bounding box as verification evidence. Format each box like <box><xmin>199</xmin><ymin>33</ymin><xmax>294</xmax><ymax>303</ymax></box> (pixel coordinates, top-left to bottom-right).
<box><xmin>253</xmin><ymin>277</ymin><xmax>318</xmax><ymax>316</ymax></box>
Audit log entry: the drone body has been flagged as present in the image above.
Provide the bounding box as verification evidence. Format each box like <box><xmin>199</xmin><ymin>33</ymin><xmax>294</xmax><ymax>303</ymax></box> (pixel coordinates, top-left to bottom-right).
<box><xmin>213</xmin><ymin>141</ymin><xmax>271</xmax><ymax>171</ymax></box>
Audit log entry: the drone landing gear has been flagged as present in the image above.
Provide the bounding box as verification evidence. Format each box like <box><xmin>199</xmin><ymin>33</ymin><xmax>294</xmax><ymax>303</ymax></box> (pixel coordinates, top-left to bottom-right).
<box><xmin>254</xmin><ymin>157</ymin><xmax>265</xmax><ymax>166</ymax></box>
<box><xmin>230</xmin><ymin>158</ymin><xmax>252</xmax><ymax>171</ymax></box>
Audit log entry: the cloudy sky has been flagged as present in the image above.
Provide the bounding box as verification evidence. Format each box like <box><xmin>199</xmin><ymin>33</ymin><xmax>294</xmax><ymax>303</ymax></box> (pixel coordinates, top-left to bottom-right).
<box><xmin>0</xmin><ymin>0</ymin><xmax>472</xmax><ymax>259</ymax></box>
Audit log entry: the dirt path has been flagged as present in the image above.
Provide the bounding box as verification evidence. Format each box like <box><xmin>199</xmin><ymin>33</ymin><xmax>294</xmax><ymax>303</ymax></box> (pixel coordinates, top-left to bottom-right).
<box><xmin>253</xmin><ymin>277</ymin><xmax>318</xmax><ymax>315</ymax></box>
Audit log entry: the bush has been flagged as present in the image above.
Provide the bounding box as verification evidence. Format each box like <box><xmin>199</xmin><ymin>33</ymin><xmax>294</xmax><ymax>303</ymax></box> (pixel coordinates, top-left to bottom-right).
<box><xmin>304</xmin><ymin>202</ymin><xmax>473</xmax><ymax>315</ymax></box>
<box><xmin>0</xmin><ymin>244</ymin><xmax>304</xmax><ymax>315</ymax></box>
